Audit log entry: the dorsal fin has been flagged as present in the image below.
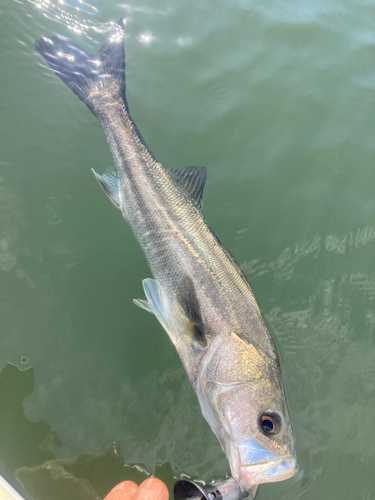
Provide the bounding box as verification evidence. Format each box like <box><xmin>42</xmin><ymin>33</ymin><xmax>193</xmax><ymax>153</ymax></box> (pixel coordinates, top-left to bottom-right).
<box><xmin>175</xmin><ymin>275</ymin><xmax>207</xmax><ymax>348</ymax></box>
<box><xmin>212</xmin><ymin>232</ymin><xmax>250</xmax><ymax>286</ymax></box>
<box><xmin>168</xmin><ymin>166</ymin><xmax>207</xmax><ymax>210</ymax></box>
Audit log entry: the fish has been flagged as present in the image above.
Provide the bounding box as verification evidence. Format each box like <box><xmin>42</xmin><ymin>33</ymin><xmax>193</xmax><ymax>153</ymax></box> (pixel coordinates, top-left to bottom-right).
<box><xmin>34</xmin><ymin>21</ymin><xmax>297</xmax><ymax>491</ymax></box>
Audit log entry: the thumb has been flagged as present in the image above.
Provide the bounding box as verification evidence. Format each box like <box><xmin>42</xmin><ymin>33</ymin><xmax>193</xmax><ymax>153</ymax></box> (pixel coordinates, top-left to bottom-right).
<box><xmin>104</xmin><ymin>481</ymin><xmax>139</xmax><ymax>500</ymax></box>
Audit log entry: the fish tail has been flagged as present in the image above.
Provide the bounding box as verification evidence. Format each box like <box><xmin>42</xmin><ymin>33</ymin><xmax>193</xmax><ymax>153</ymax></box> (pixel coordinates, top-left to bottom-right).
<box><xmin>34</xmin><ymin>20</ymin><xmax>127</xmax><ymax>115</ymax></box>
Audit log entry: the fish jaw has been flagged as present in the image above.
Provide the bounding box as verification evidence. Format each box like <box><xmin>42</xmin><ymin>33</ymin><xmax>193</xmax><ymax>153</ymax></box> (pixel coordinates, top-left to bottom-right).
<box><xmin>226</xmin><ymin>433</ymin><xmax>297</xmax><ymax>487</ymax></box>
<box><xmin>232</xmin><ymin>438</ymin><xmax>297</xmax><ymax>486</ymax></box>
<box><xmin>239</xmin><ymin>456</ymin><xmax>297</xmax><ymax>486</ymax></box>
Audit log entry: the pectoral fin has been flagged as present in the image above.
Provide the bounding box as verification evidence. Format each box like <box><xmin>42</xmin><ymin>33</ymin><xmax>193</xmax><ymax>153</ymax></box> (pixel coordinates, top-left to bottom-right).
<box><xmin>133</xmin><ymin>279</ymin><xmax>176</xmax><ymax>344</ymax></box>
<box><xmin>134</xmin><ymin>276</ymin><xmax>207</xmax><ymax>350</ymax></box>
<box><xmin>175</xmin><ymin>275</ymin><xmax>207</xmax><ymax>348</ymax></box>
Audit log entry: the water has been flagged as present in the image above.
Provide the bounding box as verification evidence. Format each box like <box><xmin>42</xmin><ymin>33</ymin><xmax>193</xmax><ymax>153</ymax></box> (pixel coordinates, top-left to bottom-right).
<box><xmin>1</xmin><ymin>0</ymin><xmax>375</xmax><ymax>498</ymax></box>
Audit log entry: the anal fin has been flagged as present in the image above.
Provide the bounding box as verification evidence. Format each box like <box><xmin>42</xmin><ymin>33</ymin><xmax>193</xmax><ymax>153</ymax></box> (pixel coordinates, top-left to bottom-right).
<box><xmin>92</xmin><ymin>168</ymin><xmax>121</xmax><ymax>209</ymax></box>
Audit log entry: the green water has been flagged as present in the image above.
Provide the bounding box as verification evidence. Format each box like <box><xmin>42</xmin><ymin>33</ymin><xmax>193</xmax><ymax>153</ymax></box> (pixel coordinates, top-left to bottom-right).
<box><xmin>1</xmin><ymin>0</ymin><xmax>375</xmax><ymax>498</ymax></box>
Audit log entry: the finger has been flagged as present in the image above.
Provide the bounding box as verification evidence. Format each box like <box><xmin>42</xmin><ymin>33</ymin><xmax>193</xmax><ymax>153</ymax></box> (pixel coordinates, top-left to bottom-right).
<box><xmin>134</xmin><ymin>478</ymin><xmax>169</xmax><ymax>500</ymax></box>
<box><xmin>104</xmin><ymin>480</ymin><xmax>139</xmax><ymax>500</ymax></box>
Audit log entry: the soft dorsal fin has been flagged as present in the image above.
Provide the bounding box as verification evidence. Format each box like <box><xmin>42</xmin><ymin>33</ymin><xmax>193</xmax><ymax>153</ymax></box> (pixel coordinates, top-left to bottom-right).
<box><xmin>168</xmin><ymin>166</ymin><xmax>207</xmax><ymax>210</ymax></box>
<box><xmin>175</xmin><ymin>275</ymin><xmax>207</xmax><ymax>348</ymax></box>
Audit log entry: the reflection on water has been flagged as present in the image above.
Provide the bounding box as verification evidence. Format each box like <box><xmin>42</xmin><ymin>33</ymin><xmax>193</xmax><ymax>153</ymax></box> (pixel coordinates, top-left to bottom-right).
<box><xmin>31</xmin><ymin>0</ymin><xmax>114</xmax><ymax>39</ymax></box>
<box><xmin>3</xmin><ymin>231</ymin><xmax>373</xmax><ymax>500</ymax></box>
<box><xmin>0</xmin><ymin>363</ymin><xmax>60</xmax><ymax>473</ymax></box>
<box><xmin>242</xmin><ymin>224</ymin><xmax>375</xmax><ymax>284</ymax></box>
<box><xmin>240</xmin><ymin>227</ymin><xmax>375</xmax><ymax>499</ymax></box>
<box><xmin>0</xmin><ymin>363</ymin><xmax>176</xmax><ymax>499</ymax></box>
<box><xmin>17</xmin><ymin>443</ymin><xmax>174</xmax><ymax>500</ymax></box>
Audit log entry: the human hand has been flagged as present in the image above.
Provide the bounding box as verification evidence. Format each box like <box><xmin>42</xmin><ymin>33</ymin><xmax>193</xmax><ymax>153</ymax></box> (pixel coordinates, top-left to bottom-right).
<box><xmin>104</xmin><ymin>478</ymin><xmax>169</xmax><ymax>500</ymax></box>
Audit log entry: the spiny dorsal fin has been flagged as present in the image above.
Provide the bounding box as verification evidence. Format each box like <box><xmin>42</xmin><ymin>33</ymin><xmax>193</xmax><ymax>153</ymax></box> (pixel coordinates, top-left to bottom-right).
<box><xmin>175</xmin><ymin>275</ymin><xmax>207</xmax><ymax>348</ymax></box>
<box><xmin>211</xmin><ymin>231</ymin><xmax>250</xmax><ymax>286</ymax></box>
<box><xmin>168</xmin><ymin>166</ymin><xmax>207</xmax><ymax>210</ymax></box>
<box><xmin>92</xmin><ymin>168</ymin><xmax>121</xmax><ymax>209</ymax></box>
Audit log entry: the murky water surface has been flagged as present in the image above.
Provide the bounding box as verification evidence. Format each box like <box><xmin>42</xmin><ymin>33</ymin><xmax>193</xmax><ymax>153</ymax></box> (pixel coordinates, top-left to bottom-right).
<box><xmin>1</xmin><ymin>0</ymin><xmax>375</xmax><ymax>498</ymax></box>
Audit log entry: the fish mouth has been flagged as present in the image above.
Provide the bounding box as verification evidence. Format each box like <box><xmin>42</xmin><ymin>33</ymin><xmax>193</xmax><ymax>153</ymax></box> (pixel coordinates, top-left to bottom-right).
<box><xmin>240</xmin><ymin>457</ymin><xmax>297</xmax><ymax>486</ymax></box>
<box><xmin>235</xmin><ymin>439</ymin><xmax>297</xmax><ymax>486</ymax></box>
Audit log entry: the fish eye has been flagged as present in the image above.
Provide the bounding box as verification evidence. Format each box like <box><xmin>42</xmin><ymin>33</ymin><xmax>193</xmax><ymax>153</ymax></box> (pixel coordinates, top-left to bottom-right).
<box><xmin>259</xmin><ymin>411</ymin><xmax>282</xmax><ymax>435</ymax></box>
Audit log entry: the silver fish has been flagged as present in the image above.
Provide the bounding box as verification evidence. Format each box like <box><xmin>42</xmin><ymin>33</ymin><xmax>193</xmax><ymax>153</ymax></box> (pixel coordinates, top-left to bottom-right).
<box><xmin>35</xmin><ymin>22</ymin><xmax>297</xmax><ymax>490</ymax></box>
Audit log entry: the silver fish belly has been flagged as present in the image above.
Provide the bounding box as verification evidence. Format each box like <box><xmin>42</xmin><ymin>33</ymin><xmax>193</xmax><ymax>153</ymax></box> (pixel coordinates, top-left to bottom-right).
<box><xmin>35</xmin><ymin>22</ymin><xmax>297</xmax><ymax>490</ymax></box>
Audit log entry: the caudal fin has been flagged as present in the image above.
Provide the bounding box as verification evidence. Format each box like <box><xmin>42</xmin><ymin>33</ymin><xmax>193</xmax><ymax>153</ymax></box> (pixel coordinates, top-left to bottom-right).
<box><xmin>34</xmin><ymin>21</ymin><xmax>126</xmax><ymax>113</ymax></box>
